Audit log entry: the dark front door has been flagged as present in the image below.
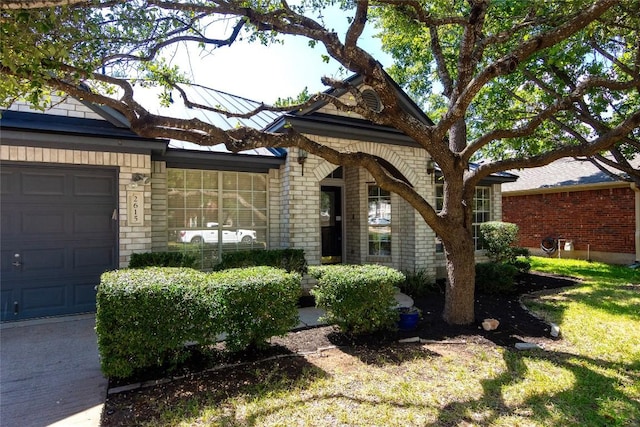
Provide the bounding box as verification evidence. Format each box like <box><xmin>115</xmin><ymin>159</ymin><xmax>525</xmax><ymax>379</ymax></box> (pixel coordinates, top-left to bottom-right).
<box><xmin>1</xmin><ymin>163</ymin><xmax>118</xmax><ymax>321</ymax></box>
<box><xmin>320</xmin><ymin>186</ymin><xmax>342</xmax><ymax>264</ymax></box>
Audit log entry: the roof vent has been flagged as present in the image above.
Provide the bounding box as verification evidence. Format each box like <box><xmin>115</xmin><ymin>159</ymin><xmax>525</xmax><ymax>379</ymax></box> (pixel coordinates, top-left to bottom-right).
<box><xmin>361</xmin><ymin>89</ymin><xmax>383</xmax><ymax>113</ymax></box>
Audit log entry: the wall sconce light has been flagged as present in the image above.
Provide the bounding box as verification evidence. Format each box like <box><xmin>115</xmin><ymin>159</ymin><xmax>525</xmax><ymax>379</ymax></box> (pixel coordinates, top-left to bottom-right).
<box><xmin>298</xmin><ymin>148</ymin><xmax>308</xmax><ymax>176</ymax></box>
<box><xmin>426</xmin><ymin>159</ymin><xmax>436</xmax><ymax>175</ymax></box>
<box><xmin>129</xmin><ymin>173</ymin><xmax>150</xmax><ymax>188</ymax></box>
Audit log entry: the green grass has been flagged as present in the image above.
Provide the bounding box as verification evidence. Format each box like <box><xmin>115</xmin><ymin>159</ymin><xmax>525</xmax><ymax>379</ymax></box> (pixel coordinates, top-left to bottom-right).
<box><xmin>107</xmin><ymin>257</ymin><xmax>640</xmax><ymax>426</ymax></box>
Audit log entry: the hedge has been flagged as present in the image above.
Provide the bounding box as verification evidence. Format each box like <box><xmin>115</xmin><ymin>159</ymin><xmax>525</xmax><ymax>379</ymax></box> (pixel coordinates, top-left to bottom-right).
<box><xmin>214</xmin><ymin>248</ymin><xmax>307</xmax><ymax>274</ymax></box>
<box><xmin>309</xmin><ymin>264</ymin><xmax>405</xmax><ymax>334</ymax></box>
<box><xmin>96</xmin><ymin>266</ymin><xmax>300</xmax><ymax>378</ymax></box>
<box><xmin>96</xmin><ymin>268</ymin><xmax>213</xmax><ymax>378</ymax></box>
<box><xmin>210</xmin><ymin>267</ymin><xmax>301</xmax><ymax>352</ymax></box>
<box><xmin>128</xmin><ymin>251</ymin><xmax>197</xmax><ymax>268</ymax></box>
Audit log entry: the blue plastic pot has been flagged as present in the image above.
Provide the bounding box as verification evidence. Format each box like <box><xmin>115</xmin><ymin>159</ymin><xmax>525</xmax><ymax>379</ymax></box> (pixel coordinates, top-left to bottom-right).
<box><xmin>398</xmin><ymin>310</ymin><xmax>420</xmax><ymax>331</ymax></box>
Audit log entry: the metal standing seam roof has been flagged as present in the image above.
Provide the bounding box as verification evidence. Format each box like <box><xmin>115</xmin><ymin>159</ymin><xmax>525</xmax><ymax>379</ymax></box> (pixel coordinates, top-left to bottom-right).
<box><xmin>151</xmin><ymin>84</ymin><xmax>284</xmax><ymax>157</ymax></box>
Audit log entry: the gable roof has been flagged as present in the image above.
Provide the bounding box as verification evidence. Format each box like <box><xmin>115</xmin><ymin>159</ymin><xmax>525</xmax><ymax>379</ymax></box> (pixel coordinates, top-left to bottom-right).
<box><xmin>291</xmin><ymin>72</ymin><xmax>435</xmax><ymax>126</ymax></box>
<box><xmin>264</xmin><ymin>72</ymin><xmax>435</xmax><ymax>145</ymax></box>
<box><xmin>502</xmin><ymin>157</ymin><xmax>639</xmax><ymax>194</ymax></box>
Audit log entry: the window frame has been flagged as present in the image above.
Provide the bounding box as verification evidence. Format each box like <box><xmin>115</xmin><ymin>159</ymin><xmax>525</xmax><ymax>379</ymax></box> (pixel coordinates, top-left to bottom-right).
<box><xmin>367</xmin><ymin>185</ymin><xmax>392</xmax><ymax>257</ymax></box>
<box><xmin>166</xmin><ymin>168</ymin><xmax>269</xmax><ymax>269</ymax></box>
<box><xmin>435</xmin><ymin>184</ymin><xmax>492</xmax><ymax>252</ymax></box>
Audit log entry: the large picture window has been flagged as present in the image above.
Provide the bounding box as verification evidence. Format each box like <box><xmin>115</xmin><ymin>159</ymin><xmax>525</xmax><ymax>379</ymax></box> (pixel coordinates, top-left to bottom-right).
<box><xmin>435</xmin><ymin>185</ymin><xmax>491</xmax><ymax>251</ymax></box>
<box><xmin>368</xmin><ymin>185</ymin><xmax>391</xmax><ymax>256</ymax></box>
<box><xmin>167</xmin><ymin>169</ymin><xmax>268</xmax><ymax>268</ymax></box>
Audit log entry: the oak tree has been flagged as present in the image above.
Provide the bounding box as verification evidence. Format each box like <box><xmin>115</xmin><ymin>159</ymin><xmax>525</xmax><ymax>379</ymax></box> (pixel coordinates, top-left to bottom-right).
<box><xmin>1</xmin><ymin>0</ymin><xmax>638</xmax><ymax>324</ymax></box>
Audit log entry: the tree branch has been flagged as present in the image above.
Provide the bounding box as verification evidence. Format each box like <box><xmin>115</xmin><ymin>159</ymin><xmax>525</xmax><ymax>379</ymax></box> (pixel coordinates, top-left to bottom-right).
<box><xmin>103</xmin><ymin>18</ymin><xmax>246</xmax><ymax>63</ymax></box>
<box><xmin>435</xmin><ymin>0</ymin><xmax>618</xmax><ymax>141</ymax></box>
<box><xmin>0</xmin><ymin>0</ymin><xmax>90</xmax><ymax>9</ymax></box>
<box><xmin>468</xmin><ymin>107</ymin><xmax>640</xmax><ymax>187</ymax></box>
<box><xmin>376</xmin><ymin>0</ymin><xmax>466</xmax><ymax>26</ymax></box>
<box><xmin>344</xmin><ymin>0</ymin><xmax>368</xmax><ymax>49</ymax></box>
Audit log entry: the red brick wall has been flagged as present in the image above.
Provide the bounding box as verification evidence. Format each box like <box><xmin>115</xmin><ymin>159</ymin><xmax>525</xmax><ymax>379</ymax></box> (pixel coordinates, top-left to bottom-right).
<box><xmin>502</xmin><ymin>187</ymin><xmax>635</xmax><ymax>254</ymax></box>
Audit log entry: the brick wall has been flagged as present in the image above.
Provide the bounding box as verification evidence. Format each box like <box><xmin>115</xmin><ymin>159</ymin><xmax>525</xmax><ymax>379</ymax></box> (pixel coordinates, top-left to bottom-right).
<box><xmin>288</xmin><ymin>136</ymin><xmax>446</xmax><ymax>278</ymax></box>
<box><xmin>8</xmin><ymin>95</ymin><xmax>104</xmax><ymax>120</ymax></box>
<box><xmin>150</xmin><ymin>161</ymin><xmax>168</xmax><ymax>252</ymax></box>
<box><xmin>503</xmin><ymin>187</ymin><xmax>635</xmax><ymax>254</ymax></box>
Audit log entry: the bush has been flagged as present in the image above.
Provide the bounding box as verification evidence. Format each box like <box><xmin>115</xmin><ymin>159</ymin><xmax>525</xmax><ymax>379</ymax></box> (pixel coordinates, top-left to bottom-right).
<box><xmin>309</xmin><ymin>264</ymin><xmax>405</xmax><ymax>334</ymax></box>
<box><xmin>401</xmin><ymin>269</ymin><xmax>440</xmax><ymax>297</ymax></box>
<box><xmin>209</xmin><ymin>267</ymin><xmax>301</xmax><ymax>352</ymax></box>
<box><xmin>480</xmin><ymin>221</ymin><xmax>531</xmax><ymax>272</ymax></box>
<box><xmin>475</xmin><ymin>262</ymin><xmax>519</xmax><ymax>294</ymax></box>
<box><xmin>129</xmin><ymin>251</ymin><xmax>197</xmax><ymax>268</ymax></box>
<box><xmin>214</xmin><ymin>249</ymin><xmax>307</xmax><ymax>274</ymax></box>
<box><xmin>96</xmin><ymin>268</ymin><xmax>214</xmax><ymax>378</ymax></box>
<box><xmin>96</xmin><ymin>266</ymin><xmax>301</xmax><ymax>378</ymax></box>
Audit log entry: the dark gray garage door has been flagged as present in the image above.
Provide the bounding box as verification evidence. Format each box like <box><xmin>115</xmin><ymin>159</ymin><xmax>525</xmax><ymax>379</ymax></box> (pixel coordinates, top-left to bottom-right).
<box><xmin>1</xmin><ymin>163</ymin><xmax>118</xmax><ymax>321</ymax></box>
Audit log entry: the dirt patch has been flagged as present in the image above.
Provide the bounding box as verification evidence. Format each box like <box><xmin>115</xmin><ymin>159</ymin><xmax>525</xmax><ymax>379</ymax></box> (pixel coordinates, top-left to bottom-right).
<box><xmin>101</xmin><ymin>272</ymin><xmax>578</xmax><ymax>426</ymax></box>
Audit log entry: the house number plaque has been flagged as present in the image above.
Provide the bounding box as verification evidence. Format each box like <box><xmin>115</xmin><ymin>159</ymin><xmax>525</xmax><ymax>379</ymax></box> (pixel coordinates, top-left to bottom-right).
<box><xmin>127</xmin><ymin>191</ymin><xmax>144</xmax><ymax>225</ymax></box>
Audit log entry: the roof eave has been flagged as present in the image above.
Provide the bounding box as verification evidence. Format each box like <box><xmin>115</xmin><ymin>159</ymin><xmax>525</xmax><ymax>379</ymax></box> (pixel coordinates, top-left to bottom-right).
<box><xmin>503</xmin><ymin>180</ymin><xmax>631</xmax><ymax>196</ymax></box>
<box><xmin>155</xmin><ymin>148</ymin><xmax>286</xmax><ymax>173</ymax></box>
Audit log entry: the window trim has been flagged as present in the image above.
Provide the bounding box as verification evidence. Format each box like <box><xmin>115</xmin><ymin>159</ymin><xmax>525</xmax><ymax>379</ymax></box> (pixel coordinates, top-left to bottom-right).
<box><xmin>367</xmin><ymin>184</ymin><xmax>392</xmax><ymax>257</ymax></box>
<box><xmin>435</xmin><ymin>184</ymin><xmax>492</xmax><ymax>252</ymax></box>
<box><xmin>166</xmin><ymin>168</ymin><xmax>270</xmax><ymax>269</ymax></box>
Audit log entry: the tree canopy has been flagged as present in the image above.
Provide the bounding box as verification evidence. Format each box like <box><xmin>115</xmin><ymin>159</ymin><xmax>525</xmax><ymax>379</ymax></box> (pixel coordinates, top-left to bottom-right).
<box><xmin>1</xmin><ymin>0</ymin><xmax>638</xmax><ymax>324</ymax></box>
<box><xmin>375</xmin><ymin>0</ymin><xmax>640</xmax><ymax>184</ymax></box>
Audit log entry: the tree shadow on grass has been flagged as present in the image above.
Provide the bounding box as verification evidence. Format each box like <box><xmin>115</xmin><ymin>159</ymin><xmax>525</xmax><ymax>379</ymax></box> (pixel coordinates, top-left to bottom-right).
<box><xmin>336</xmin><ymin>342</ymin><xmax>441</xmax><ymax>367</ymax></box>
<box><xmin>524</xmin><ymin>281</ymin><xmax>640</xmax><ymax>329</ymax></box>
<box><xmin>431</xmin><ymin>349</ymin><xmax>640</xmax><ymax>426</ymax></box>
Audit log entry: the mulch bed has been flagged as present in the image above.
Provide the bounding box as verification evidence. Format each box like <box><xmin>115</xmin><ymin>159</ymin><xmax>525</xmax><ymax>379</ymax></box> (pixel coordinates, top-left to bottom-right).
<box><xmin>106</xmin><ymin>271</ymin><xmax>578</xmax><ymax>392</ymax></box>
<box><xmin>102</xmin><ymin>271</ymin><xmax>578</xmax><ymax>426</ymax></box>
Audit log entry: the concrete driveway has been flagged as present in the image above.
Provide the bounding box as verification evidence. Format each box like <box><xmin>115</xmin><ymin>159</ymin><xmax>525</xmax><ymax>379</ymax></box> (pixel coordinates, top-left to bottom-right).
<box><xmin>0</xmin><ymin>314</ymin><xmax>107</xmax><ymax>427</ymax></box>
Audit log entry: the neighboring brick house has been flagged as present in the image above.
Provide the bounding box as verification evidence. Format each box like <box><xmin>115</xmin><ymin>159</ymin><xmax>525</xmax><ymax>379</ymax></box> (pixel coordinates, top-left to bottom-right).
<box><xmin>502</xmin><ymin>157</ymin><xmax>640</xmax><ymax>265</ymax></box>
<box><xmin>1</xmin><ymin>76</ymin><xmax>514</xmax><ymax>321</ymax></box>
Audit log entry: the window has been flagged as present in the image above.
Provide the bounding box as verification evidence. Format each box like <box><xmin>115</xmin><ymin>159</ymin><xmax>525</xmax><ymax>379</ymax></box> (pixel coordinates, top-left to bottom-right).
<box><xmin>167</xmin><ymin>169</ymin><xmax>268</xmax><ymax>269</ymax></box>
<box><xmin>473</xmin><ymin>187</ymin><xmax>491</xmax><ymax>250</ymax></box>
<box><xmin>435</xmin><ymin>185</ymin><xmax>491</xmax><ymax>251</ymax></box>
<box><xmin>368</xmin><ymin>185</ymin><xmax>391</xmax><ymax>256</ymax></box>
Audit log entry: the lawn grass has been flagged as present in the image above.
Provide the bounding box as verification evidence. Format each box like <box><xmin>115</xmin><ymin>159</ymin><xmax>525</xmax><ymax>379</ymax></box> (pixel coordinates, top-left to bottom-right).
<box><xmin>109</xmin><ymin>257</ymin><xmax>640</xmax><ymax>426</ymax></box>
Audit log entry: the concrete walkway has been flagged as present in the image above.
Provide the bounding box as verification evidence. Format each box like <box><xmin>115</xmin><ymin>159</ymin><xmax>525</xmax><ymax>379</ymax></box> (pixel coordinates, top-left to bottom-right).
<box><xmin>0</xmin><ymin>314</ymin><xmax>107</xmax><ymax>427</ymax></box>
<box><xmin>0</xmin><ymin>292</ymin><xmax>413</xmax><ymax>427</ymax></box>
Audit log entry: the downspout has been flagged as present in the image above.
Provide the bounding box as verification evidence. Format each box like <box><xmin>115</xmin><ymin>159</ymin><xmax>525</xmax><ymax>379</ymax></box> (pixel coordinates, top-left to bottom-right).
<box><xmin>633</xmin><ymin>183</ymin><xmax>640</xmax><ymax>263</ymax></box>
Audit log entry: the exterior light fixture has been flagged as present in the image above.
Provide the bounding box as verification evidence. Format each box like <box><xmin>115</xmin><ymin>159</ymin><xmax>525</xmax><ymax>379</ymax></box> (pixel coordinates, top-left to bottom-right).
<box><xmin>298</xmin><ymin>148</ymin><xmax>308</xmax><ymax>176</ymax></box>
<box><xmin>426</xmin><ymin>159</ymin><xmax>436</xmax><ymax>175</ymax></box>
<box><xmin>129</xmin><ymin>173</ymin><xmax>150</xmax><ymax>188</ymax></box>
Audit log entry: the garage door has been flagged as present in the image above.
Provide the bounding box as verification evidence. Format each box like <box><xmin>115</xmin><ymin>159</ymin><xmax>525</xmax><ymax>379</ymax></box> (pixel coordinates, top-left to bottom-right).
<box><xmin>1</xmin><ymin>163</ymin><xmax>118</xmax><ymax>321</ymax></box>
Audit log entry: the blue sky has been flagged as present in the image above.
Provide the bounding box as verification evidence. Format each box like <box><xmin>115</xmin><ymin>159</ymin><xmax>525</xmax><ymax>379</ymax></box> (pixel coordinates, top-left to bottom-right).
<box><xmin>165</xmin><ymin>7</ymin><xmax>391</xmax><ymax>104</ymax></box>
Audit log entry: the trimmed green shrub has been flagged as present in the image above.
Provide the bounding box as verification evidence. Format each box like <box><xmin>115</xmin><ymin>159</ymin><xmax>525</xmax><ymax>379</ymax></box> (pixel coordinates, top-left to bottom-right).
<box><xmin>480</xmin><ymin>221</ymin><xmax>531</xmax><ymax>273</ymax></box>
<box><xmin>96</xmin><ymin>266</ymin><xmax>301</xmax><ymax>378</ymax></box>
<box><xmin>128</xmin><ymin>251</ymin><xmax>197</xmax><ymax>268</ymax></box>
<box><xmin>475</xmin><ymin>262</ymin><xmax>519</xmax><ymax>294</ymax></box>
<box><xmin>96</xmin><ymin>268</ymin><xmax>214</xmax><ymax>378</ymax></box>
<box><xmin>210</xmin><ymin>267</ymin><xmax>301</xmax><ymax>352</ymax></box>
<box><xmin>214</xmin><ymin>249</ymin><xmax>307</xmax><ymax>274</ymax></box>
<box><xmin>309</xmin><ymin>264</ymin><xmax>405</xmax><ymax>334</ymax></box>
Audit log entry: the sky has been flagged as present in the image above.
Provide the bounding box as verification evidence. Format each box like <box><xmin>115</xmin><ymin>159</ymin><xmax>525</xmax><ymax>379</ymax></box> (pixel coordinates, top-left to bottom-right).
<box><xmin>162</xmin><ymin>6</ymin><xmax>392</xmax><ymax>104</ymax></box>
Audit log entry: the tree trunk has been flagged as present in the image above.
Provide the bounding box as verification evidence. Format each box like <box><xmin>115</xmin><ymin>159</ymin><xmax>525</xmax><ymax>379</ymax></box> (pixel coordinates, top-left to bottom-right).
<box><xmin>442</xmin><ymin>227</ymin><xmax>476</xmax><ymax>325</ymax></box>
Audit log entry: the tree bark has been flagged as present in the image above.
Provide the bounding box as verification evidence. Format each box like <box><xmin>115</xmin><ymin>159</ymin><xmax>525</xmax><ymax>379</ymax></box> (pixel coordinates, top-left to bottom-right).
<box><xmin>442</xmin><ymin>227</ymin><xmax>476</xmax><ymax>325</ymax></box>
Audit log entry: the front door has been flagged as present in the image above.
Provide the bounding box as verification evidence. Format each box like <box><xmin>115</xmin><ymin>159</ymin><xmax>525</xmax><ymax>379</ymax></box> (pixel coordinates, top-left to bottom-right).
<box><xmin>320</xmin><ymin>186</ymin><xmax>342</xmax><ymax>264</ymax></box>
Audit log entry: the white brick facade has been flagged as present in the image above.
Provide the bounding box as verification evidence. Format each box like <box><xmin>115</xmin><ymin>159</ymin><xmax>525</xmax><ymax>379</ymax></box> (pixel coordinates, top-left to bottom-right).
<box><xmin>3</xmin><ymin>95</ymin><xmax>505</xmax><ymax>280</ymax></box>
<box><xmin>8</xmin><ymin>95</ymin><xmax>104</xmax><ymax>120</ymax></box>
